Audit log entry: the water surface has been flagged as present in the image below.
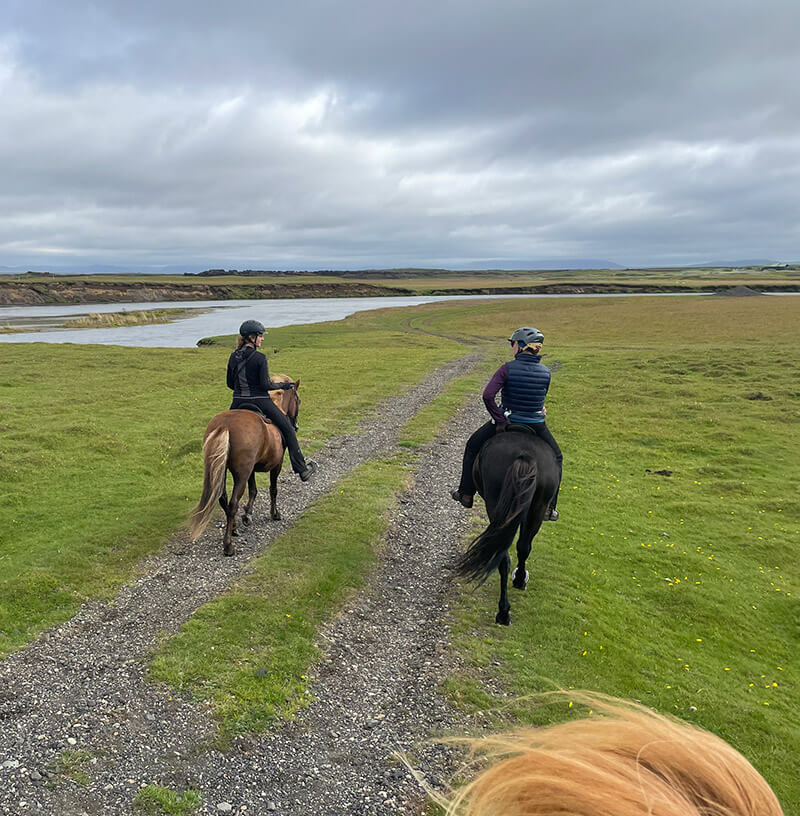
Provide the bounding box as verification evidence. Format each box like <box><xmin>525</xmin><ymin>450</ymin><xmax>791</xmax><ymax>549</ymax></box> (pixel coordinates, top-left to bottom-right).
<box><xmin>0</xmin><ymin>292</ymin><xmax>728</xmax><ymax>347</ymax></box>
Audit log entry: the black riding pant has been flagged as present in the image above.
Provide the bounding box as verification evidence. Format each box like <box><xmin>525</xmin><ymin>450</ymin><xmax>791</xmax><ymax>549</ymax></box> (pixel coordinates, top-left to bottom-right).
<box><xmin>457</xmin><ymin>420</ymin><xmax>563</xmax><ymax>508</ymax></box>
<box><xmin>230</xmin><ymin>397</ymin><xmax>308</xmax><ymax>474</ymax></box>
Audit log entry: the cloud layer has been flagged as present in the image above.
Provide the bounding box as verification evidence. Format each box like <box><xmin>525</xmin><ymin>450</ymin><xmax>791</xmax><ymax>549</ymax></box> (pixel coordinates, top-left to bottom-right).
<box><xmin>2</xmin><ymin>0</ymin><xmax>798</xmax><ymax>269</ymax></box>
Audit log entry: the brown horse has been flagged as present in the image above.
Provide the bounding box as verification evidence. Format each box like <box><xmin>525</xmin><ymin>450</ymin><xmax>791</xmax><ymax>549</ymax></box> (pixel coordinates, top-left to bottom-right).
<box><xmin>188</xmin><ymin>375</ymin><xmax>301</xmax><ymax>555</ymax></box>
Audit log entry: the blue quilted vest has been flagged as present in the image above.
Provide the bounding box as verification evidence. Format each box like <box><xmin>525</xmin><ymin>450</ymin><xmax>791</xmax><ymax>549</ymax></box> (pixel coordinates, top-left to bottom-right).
<box><xmin>502</xmin><ymin>352</ymin><xmax>551</xmax><ymax>423</ymax></box>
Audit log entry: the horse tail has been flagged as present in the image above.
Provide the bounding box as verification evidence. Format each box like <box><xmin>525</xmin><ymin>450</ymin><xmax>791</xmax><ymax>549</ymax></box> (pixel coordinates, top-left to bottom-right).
<box><xmin>453</xmin><ymin>455</ymin><xmax>538</xmax><ymax>584</ymax></box>
<box><xmin>188</xmin><ymin>426</ymin><xmax>230</xmax><ymax>541</ymax></box>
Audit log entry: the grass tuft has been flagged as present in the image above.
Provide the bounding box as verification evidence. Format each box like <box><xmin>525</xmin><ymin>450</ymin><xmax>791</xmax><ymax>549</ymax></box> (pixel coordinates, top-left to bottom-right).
<box><xmin>134</xmin><ymin>785</ymin><xmax>202</xmax><ymax>815</ymax></box>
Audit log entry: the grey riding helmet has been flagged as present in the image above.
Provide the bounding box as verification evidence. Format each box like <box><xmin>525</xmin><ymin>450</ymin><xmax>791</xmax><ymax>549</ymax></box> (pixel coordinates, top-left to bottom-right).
<box><xmin>239</xmin><ymin>319</ymin><xmax>266</xmax><ymax>338</ymax></box>
<box><xmin>508</xmin><ymin>326</ymin><xmax>544</xmax><ymax>347</ymax></box>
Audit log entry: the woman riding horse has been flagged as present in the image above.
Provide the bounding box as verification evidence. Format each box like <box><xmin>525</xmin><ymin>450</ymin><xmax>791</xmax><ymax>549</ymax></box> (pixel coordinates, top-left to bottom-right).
<box><xmin>228</xmin><ymin>319</ymin><xmax>317</xmax><ymax>482</ymax></box>
<box><xmin>452</xmin><ymin>326</ymin><xmax>562</xmax><ymax>519</ymax></box>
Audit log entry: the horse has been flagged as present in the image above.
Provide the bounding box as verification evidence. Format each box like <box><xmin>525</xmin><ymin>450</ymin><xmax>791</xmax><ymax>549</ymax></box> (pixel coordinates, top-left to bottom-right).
<box><xmin>436</xmin><ymin>693</ymin><xmax>783</xmax><ymax>815</ymax></box>
<box><xmin>453</xmin><ymin>427</ymin><xmax>558</xmax><ymax>625</ymax></box>
<box><xmin>188</xmin><ymin>375</ymin><xmax>301</xmax><ymax>556</ymax></box>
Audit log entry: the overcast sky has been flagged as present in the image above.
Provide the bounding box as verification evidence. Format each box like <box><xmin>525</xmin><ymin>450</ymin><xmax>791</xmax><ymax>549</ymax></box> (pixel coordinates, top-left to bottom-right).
<box><xmin>1</xmin><ymin>0</ymin><xmax>798</xmax><ymax>271</ymax></box>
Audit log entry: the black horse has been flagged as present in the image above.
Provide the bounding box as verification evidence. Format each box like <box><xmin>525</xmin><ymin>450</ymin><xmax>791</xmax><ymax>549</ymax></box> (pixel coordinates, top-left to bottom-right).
<box><xmin>454</xmin><ymin>428</ymin><xmax>559</xmax><ymax>625</ymax></box>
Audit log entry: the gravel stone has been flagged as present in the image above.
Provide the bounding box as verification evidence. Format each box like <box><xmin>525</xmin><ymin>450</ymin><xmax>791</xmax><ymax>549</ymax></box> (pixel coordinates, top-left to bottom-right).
<box><xmin>0</xmin><ymin>351</ymin><xmax>488</xmax><ymax>815</ymax></box>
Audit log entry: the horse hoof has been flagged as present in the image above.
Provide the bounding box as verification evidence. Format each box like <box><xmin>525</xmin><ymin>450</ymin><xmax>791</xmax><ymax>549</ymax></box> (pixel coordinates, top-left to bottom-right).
<box><xmin>271</xmin><ymin>511</ymin><xmax>282</xmax><ymax>521</ymax></box>
<box><xmin>224</xmin><ymin>548</ymin><xmax>235</xmax><ymax>557</ymax></box>
<box><xmin>242</xmin><ymin>515</ymin><xmax>251</xmax><ymax>526</ymax></box>
<box><xmin>511</xmin><ymin>567</ymin><xmax>529</xmax><ymax>590</ymax></box>
<box><xmin>231</xmin><ymin>529</ymin><xmax>239</xmax><ymax>537</ymax></box>
<box><xmin>495</xmin><ymin>611</ymin><xmax>511</xmax><ymax>626</ymax></box>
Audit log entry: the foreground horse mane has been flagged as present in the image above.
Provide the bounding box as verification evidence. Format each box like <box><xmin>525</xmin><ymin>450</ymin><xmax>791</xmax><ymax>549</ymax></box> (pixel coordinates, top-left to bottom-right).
<box><xmin>440</xmin><ymin>694</ymin><xmax>782</xmax><ymax>816</ymax></box>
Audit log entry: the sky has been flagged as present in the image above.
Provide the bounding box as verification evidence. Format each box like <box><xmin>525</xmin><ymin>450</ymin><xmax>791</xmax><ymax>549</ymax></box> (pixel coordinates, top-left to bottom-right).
<box><xmin>1</xmin><ymin>0</ymin><xmax>798</xmax><ymax>272</ymax></box>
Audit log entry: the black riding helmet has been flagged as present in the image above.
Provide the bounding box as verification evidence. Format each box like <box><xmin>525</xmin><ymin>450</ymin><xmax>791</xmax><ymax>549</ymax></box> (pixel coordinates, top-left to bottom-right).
<box><xmin>508</xmin><ymin>326</ymin><xmax>544</xmax><ymax>346</ymax></box>
<box><xmin>239</xmin><ymin>319</ymin><xmax>266</xmax><ymax>338</ymax></box>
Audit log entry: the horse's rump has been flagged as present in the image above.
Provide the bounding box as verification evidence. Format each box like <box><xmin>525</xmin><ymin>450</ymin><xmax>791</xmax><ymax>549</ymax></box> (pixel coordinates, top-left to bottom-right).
<box><xmin>475</xmin><ymin>433</ymin><xmax>557</xmax><ymax>515</ymax></box>
<box><xmin>455</xmin><ymin>434</ymin><xmax>558</xmax><ymax>584</ymax></box>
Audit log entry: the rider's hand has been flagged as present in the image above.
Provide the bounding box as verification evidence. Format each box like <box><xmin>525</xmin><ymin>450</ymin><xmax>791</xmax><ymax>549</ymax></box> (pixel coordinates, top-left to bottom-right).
<box><xmin>495</xmin><ymin>422</ymin><xmax>507</xmax><ymax>434</ymax></box>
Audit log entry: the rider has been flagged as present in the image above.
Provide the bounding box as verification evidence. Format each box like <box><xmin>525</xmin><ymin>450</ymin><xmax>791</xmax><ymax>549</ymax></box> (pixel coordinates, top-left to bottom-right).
<box><xmin>451</xmin><ymin>327</ymin><xmax>562</xmax><ymax>519</ymax></box>
<box><xmin>227</xmin><ymin>319</ymin><xmax>318</xmax><ymax>482</ymax></box>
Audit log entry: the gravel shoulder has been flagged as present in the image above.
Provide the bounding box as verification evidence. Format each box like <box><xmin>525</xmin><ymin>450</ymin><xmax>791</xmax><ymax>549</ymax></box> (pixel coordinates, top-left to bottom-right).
<box><xmin>1</xmin><ymin>353</ymin><xmax>486</xmax><ymax>815</ymax></box>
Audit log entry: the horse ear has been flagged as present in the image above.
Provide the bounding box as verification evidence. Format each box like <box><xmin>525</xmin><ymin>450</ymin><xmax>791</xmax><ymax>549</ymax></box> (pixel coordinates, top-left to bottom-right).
<box><xmin>293</xmin><ymin>378</ymin><xmax>300</xmax><ymax>390</ymax></box>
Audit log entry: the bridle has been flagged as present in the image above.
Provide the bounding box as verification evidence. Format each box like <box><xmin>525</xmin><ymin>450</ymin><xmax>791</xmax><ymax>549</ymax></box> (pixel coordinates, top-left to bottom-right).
<box><xmin>284</xmin><ymin>388</ymin><xmax>300</xmax><ymax>430</ymax></box>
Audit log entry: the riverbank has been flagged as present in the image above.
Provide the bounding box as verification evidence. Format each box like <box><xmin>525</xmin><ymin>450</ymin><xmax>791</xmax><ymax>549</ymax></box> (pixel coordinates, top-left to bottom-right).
<box><xmin>0</xmin><ymin>279</ymin><xmax>410</xmax><ymax>305</ymax></box>
<box><xmin>2</xmin><ymin>271</ymin><xmax>799</xmax><ymax>305</ymax></box>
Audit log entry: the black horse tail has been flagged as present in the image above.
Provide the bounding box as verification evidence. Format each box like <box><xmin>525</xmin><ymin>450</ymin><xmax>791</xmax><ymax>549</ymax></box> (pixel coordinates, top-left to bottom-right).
<box><xmin>454</xmin><ymin>455</ymin><xmax>538</xmax><ymax>584</ymax></box>
<box><xmin>188</xmin><ymin>426</ymin><xmax>229</xmax><ymax>541</ymax></box>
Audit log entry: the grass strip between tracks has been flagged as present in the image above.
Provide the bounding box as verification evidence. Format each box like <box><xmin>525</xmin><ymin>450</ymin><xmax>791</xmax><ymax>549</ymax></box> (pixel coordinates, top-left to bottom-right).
<box><xmin>148</xmin><ymin>364</ymin><xmax>486</xmax><ymax>738</ymax></box>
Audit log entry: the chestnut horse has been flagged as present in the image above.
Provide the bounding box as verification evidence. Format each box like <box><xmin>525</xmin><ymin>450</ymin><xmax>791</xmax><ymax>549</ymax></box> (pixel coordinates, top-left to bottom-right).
<box><xmin>188</xmin><ymin>376</ymin><xmax>301</xmax><ymax>555</ymax></box>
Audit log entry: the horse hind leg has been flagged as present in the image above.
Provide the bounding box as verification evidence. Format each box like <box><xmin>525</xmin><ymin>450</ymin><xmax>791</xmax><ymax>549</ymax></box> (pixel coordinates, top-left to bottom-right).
<box><xmin>269</xmin><ymin>465</ymin><xmax>282</xmax><ymax>521</ymax></box>
<box><xmin>512</xmin><ymin>514</ymin><xmax>540</xmax><ymax>591</ymax></box>
<box><xmin>242</xmin><ymin>472</ymin><xmax>257</xmax><ymax>526</ymax></box>
<box><xmin>496</xmin><ymin>551</ymin><xmax>512</xmax><ymax>625</ymax></box>
<box><xmin>223</xmin><ymin>473</ymin><xmax>248</xmax><ymax>556</ymax></box>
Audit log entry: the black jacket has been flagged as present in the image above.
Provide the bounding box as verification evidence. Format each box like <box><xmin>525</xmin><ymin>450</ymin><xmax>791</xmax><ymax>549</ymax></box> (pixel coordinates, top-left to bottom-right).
<box><xmin>226</xmin><ymin>347</ymin><xmax>289</xmax><ymax>398</ymax></box>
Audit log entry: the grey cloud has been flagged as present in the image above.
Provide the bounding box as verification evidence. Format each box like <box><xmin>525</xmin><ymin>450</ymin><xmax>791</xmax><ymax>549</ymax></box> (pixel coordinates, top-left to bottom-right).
<box><xmin>1</xmin><ymin>0</ymin><xmax>798</xmax><ymax>268</ymax></box>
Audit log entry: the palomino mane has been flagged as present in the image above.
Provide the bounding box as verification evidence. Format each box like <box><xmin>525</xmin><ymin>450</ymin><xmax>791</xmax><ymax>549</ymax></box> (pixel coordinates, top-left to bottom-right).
<box><xmin>439</xmin><ymin>693</ymin><xmax>782</xmax><ymax>816</ymax></box>
<box><xmin>268</xmin><ymin>374</ymin><xmax>292</xmax><ymax>407</ymax></box>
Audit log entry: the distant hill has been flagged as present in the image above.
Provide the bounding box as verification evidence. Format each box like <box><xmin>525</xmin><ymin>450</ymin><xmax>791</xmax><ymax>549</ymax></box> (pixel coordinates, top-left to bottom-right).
<box><xmin>1</xmin><ymin>258</ymin><xmax>626</xmax><ymax>276</ymax></box>
<box><xmin>432</xmin><ymin>259</ymin><xmax>625</xmax><ymax>271</ymax></box>
<box><xmin>688</xmin><ymin>259</ymin><xmax>786</xmax><ymax>268</ymax></box>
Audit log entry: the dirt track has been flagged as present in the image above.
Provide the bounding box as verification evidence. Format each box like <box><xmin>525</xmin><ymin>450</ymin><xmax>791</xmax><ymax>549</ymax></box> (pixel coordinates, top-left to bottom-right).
<box><xmin>0</xmin><ymin>353</ymin><xmax>487</xmax><ymax>815</ymax></box>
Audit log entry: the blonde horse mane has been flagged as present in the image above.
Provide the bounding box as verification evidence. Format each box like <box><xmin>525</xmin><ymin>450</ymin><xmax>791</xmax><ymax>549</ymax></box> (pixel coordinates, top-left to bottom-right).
<box><xmin>268</xmin><ymin>374</ymin><xmax>292</xmax><ymax>407</ymax></box>
<box><xmin>439</xmin><ymin>694</ymin><xmax>782</xmax><ymax>816</ymax></box>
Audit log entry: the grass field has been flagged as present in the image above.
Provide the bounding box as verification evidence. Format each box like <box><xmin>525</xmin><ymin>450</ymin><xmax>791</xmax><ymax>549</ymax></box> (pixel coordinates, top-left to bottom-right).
<box><xmin>410</xmin><ymin>295</ymin><xmax>799</xmax><ymax>810</ymax></box>
<box><xmin>148</xmin><ymin>362</ymin><xmax>495</xmax><ymax>738</ymax></box>
<box><xmin>0</xmin><ymin>307</ymin><xmax>468</xmax><ymax>656</ymax></box>
<box><xmin>0</xmin><ymin>293</ymin><xmax>797</xmax><ymax>807</ymax></box>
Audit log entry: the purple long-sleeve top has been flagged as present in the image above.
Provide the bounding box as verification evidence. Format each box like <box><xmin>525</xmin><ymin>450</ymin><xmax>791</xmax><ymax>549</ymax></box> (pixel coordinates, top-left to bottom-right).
<box><xmin>482</xmin><ymin>363</ymin><xmax>510</xmax><ymax>424</ymax></box>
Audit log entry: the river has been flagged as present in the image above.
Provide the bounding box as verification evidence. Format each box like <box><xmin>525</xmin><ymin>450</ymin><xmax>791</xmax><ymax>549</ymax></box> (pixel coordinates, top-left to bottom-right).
<box><xmin>0</xmin><ymin>292</ymin><xmax>736</xmax><ymax>347</ymax></box>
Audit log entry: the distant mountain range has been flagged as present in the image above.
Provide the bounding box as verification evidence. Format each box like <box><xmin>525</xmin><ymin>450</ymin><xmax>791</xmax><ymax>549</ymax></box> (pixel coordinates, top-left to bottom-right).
<box><xmin>0</xmin><ymin>258</ymin><xmax>794</xmax><ymax>275</ymax></box>
<box><xmin>687</xmin><ymin>259</ymin><xmax>784</xmax><ymax>268</ymax></box>
<box><xmin>0</xmin><ymin>259</ymin><xmax>629</xmax><ymax>275</ymax></box>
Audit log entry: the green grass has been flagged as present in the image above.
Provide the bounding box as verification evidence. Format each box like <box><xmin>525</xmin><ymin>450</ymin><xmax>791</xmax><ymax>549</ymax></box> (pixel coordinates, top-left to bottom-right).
<box><xmin>52</xmin><ymin>749</ymin><xmax>93</xmax><ymax>786</ymax></box>
<box><xmin>429</xmin><ymin>298</ymin><xmax>799</xmax><ymax>810</ymax></box>
<box><xmin>134</xmin><ymin>785</ymin><xmax>202</xmax><ymax>815</ymax></box>
<box><xmin>398</xmin><ymin>363</ymin><xmax>496</xmax><ymax>449</ymax></box>
<box><xmin>149</xmin><ymin>356</ymin><xmax>490</xmax><ymax>736</ymax></box>
<box><xmin>65</xmin><ymin>309</ymin><xmax>194</xmax><ymax>328</ymax></box>
<box><xmin>2</xmin><ymin>292</ymin><xmax>797</xmax><ymax>807</ymax></box>
<box><xmin>149</xmin><ymin>455</ymin><xmax>411</xmax><ymax>737</ymax></box>
<box><xmin>0</xmin><ymin>306</ymin><xmax>467</xmax><ymax>656</ymax></box>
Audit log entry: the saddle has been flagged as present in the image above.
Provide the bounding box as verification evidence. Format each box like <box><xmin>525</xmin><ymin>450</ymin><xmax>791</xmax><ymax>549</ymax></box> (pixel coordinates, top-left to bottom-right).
<box><xmin>506</xmin><ymin>422</ymin><xmax>537</xmax><ymax>436</ymax></box>
<box><xmin>235</xmin><ymin>403</ymin><xmax>273</xmax><ymax>424</ymax></box>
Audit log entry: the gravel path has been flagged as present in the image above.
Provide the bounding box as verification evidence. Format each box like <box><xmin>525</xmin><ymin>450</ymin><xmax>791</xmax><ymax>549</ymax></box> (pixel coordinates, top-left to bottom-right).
<box><xmin>1</xmin><ymin>353</ymin><xmax>486</xmax><ymax>815</ymax></box>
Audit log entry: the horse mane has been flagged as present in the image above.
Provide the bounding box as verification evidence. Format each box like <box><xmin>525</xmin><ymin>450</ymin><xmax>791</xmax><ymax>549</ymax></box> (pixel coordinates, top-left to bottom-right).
<box><xmin>268</xmin><ymin>374</ymin><xmax>292</xmax><ymax>407</ymax></box>
<box><xmin>439</xmin><ymin>694</ymin><xmax>782</xmax><ymax>816</ymax></box>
